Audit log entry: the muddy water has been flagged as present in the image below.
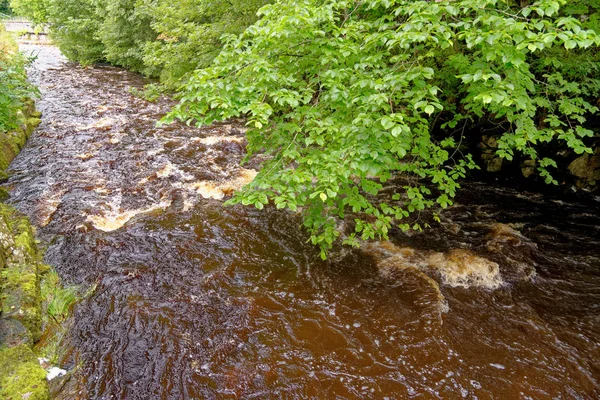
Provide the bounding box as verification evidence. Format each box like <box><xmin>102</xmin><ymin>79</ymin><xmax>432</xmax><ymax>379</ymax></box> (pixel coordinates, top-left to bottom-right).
<box><xmin>5</xmin><ymin>45</ymin><xmax>600</xmax><ymax>399</ymax></box>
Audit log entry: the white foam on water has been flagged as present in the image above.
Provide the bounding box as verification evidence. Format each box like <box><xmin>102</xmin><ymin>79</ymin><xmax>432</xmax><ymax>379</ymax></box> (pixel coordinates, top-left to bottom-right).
<box><xmin>87</xmin><ymin>193</ymin><xmax>171</xmax><ymax>232</ymax></box>
<box><xmin>156</xmin><ymin>161</ymin><xmax>175</xmax><ymax>178</ymax></box>
<box><xmin>188</xmin><ymin>169</ymin><xmax>258</xmax><ymax>200</ymax></box>
<box><xmin>364</xmin><ymin>242</ymin><xmax>504</xmax><ymax>290</ymax></box>
<box><xmin>36</xmin><ymin>188</ymin><xmax>67</xmax><ymax>227</ymax></box>
<box><xmin>426</xmin><ymin>249</ymin><xmax>503</xmax><ymax>290</ymax></box>
<box><xmin>74</xmin><ymin>152</ymin><xmax>97</xmax><ymax>160</ymax></box>
<box><xmin>199</xmin><ymin>136</ymin><xmax>244</xmax><ymax>145</ymax></box>
<box><xmin>75</xmin><ymin>116</ymin><xmax>124</xmax><ymax>131</ymax></box>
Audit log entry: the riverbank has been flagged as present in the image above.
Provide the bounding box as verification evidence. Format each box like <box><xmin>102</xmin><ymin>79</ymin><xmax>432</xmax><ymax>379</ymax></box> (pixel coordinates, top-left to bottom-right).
<box><xmin>0</xmin><ymin>106</ymin><xmax>50</xmax><ymax>399</ymax></box>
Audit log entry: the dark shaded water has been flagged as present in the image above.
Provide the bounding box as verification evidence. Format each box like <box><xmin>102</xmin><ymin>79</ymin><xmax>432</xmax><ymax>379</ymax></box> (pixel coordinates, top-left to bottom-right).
<box><xmin>5</xmin><ymin>45</ymin><xmax>600</xmax><ymax>399</ymax></box>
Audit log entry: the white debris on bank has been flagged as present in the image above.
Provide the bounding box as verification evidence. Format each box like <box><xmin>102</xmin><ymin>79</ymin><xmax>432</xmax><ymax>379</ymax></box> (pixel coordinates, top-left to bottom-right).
<box><xmin>38</xmin><ymin>357</ymin><xmax>68</xmax><ymax>380</ymax></box>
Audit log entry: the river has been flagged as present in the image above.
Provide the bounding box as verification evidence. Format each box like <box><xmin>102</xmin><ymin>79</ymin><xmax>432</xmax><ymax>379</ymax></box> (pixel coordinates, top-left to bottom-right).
<box><xmin>4</xmin><ymin>45</ymin><xmax>600</xmax><ymax>399</ymax></box>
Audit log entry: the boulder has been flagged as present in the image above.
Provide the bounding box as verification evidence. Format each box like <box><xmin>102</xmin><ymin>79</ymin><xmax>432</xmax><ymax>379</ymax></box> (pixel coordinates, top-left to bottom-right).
<box><xmin>568</xmin><ymin>149</ymin><xmax>600</xmax><ymax>183</ymax></box>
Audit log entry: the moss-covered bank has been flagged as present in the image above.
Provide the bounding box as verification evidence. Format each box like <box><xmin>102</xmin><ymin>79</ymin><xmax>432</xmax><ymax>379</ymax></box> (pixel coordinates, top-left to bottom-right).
<box><xmin>0</xmin><ymin>99</ymin><xmax>41</xmax><ymax>172</ymax></box>
<box><xmin>0</xmin><ymin>205</ymin><xmax>50</xmax><ymax>399</ymax></box>
<box><xmin>0</xmin><ymin>106</ymin><xmax>49</xmax><ymax>398</ymax></box>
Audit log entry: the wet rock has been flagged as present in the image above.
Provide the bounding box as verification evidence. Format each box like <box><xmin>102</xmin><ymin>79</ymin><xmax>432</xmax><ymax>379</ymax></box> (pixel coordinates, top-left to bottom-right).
<box><xmin>0</xmin><ymin>205</ymin><xmax>44</xmax><ymax>341</ymax></box>
<box><xmin>48</xmin><ymin>372</ymin><xmax>76</xmax><ymax>399</ymax></box>
<box><xmin>521</xmin><ymin>159</ymin><xmax>536</xmax><ymax>178</ymax></box>
<box><xmin>479</xmin><ymin>135</ymin><xmax>503</xmax><ymax>172</ymax></box>
<box><xmin>0</xmin><ymin>99</ymin><xmax>40</xmax><ymax>171</ymax></box>
<box><xmin>0</xmin><ymin>205</ymin><xmax>51</xmax><ymax>399</ymax></box>
<box><xmin>0</xmin><ymin>319</ymin><xmax>33</xmax><ymax>348</ymax></box>
<box><xmin>568</xmin><ymin>148</ymin><xmax>600</xmax><ymax>187</ymax></box>
<box><xmin>485</xmin><ymin>223</ymin><xmax>530</xmax><ymax>251</ymax></box>
<box><xmin>366</xmin><ymin>244</ymin><xmax>449</xmax><ymax>329</ymax></box>
<box><xmin>481</xmin><ymin>153</ymin><xmax>503</xmax><ymax>172</ymax></box>
<box><xmin>0</xmin><ymin>96</ymin><xmax>52</xmax><ymax>399</ymax></box>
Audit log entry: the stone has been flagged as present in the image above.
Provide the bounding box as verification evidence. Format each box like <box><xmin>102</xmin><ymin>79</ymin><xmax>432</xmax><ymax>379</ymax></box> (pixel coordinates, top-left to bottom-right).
<box><xmin>479</xmin><ymin>136</ymin><xmax>504</xmax><ymax>172</ymax></box>
<box><xmin>0</xmin><ymin>319</ymin><xmax>33</xmax><ymax>348</ymax></box>
<box><xmin>0</xmin><ymin>205</ymin><xmax>44</xmax><ymax>342</ymax></box>
<box><xmin>521</xmin><ymin>159</ymin><xmax>536</xmax><ymax>178</ymax></box>
<box><xmin>568</xmin><ymin>149</ymin><xmax>600</xmax><ymax>181</ymax></box>
<box><xmin>0</xmin><ymin>345</ymin><xmax>50</xmax><ymax>400</ymax></box>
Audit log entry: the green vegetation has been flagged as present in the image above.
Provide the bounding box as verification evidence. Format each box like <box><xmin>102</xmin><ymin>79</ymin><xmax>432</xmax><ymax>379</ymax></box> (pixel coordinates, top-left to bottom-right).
<box><xmin>0</xmin><ymin>345</ymin><xmax>49</xmax><ymax>400</ymax></box>
<box><xmin>0</xmin><ymin>0</ymin><xmax>11</xmax><ymax>15</ymax></box>
<box><xmin>168</xmin><ymin>0</ymin><xmax>600</xmax><ymax>256</ymax></box>
<box><xmin>0</xmin><ymin>25</ymin><xmax>37</xmax><ymax>135</ymax></box>
<box><xmin>129</xmin><ymin>83</ymin><xmax>168</xmax><ymax>102</ymax></box>
<box><xmin>143</xmin><ymin>0</ymin><xmax>271</xmax><ymax>84</ymax></box>
<box><xmin>38</xmin><ymin>270</ymin><xmax>79</xmax><ymax>364</ymax></box>
<box><xmin>10</xmin><ymin>0</ymin><xmax>47</xmax><ymax>23</ymax></box>
<box><xmin>41</xmin><ymin>271</ymin><xmax>77</xmax><ymax>325</ymax></box>
<box><xmin>20</xmin><ymin>0</ymin><xmax>269</xmax><ymax>81</ymax></box>
<box><xmin>0</xmin><ymin>204</ymin><xmax>50</xmax><ymax>400</ymax></box>
<box><xmin>12</xmin><ymin>0</ymin><xmax>600</xmax><ymax>257</ymax></box>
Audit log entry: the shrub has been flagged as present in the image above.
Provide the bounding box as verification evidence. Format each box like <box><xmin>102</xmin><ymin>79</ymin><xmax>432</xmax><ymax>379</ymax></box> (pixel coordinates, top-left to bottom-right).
<box><xmin>167</xmin><ymin>0</ymin><xmax>600</xmax><ymax>257</ymax></box>
<box><xmin>0</xmin><ymin>25</ymin><xmax>37</xmax><ymax>133</ymax></box>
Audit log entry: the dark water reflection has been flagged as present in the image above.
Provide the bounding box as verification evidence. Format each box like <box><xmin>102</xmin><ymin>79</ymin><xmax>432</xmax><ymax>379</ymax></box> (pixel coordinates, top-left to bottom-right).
<box><xmin>5</xmin><ymin>45</ymin><xmax>600</xmax><ymax>399</ymax></box>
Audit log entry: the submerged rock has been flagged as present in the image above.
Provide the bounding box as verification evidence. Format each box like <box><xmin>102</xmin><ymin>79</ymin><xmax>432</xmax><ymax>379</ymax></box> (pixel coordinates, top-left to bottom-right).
<box><xmin>370</xmin><ymin>245</ymin><xmax>449</xmax><ymax>329</ymax></box>
<box><xmin>363</xmin><ymin>242</ymin><xmax>503</xmax><ymax>291</ymax></box>
<box><xmin>426</xmin><ymin>249</ymin><xmax>502</xmax><ymax>289</ymax></box>
<box><xmin>484</xmin><ymin>223</ymin><xmax>537</xmax><ymax>282</ymax></box>
<box><xmin>362</xmin><ymin>242</ymin><xmax>450</xmax><ymax>329</ymax></box>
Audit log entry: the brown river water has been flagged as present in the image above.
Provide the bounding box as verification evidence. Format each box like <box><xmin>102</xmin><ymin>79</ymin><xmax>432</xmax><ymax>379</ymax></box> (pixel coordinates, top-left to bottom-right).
<box><xmin>4</xmin><ymin>45</ymin><xmax>600</xmax><ymax>399</ymax></box>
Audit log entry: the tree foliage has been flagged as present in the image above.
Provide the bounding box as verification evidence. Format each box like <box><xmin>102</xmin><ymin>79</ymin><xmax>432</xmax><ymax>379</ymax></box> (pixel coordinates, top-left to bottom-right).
<box><xmin>20</xmin><ymin>0</ymin><xmax>269</xmax><ymax>79</ymax></box>
<box><xmin>0</xmin><ymin>0</ymin><xmax>11</xmax><ymax>15</ymax></box>
<box><xmin>143</xmin><ymin>0</ymin><xmax>270</xmax><ymax>84</ymax></box>
<box><xmin>167</xmin><ymin>0</ymin><xmax>600</xmax><ymax>257</ymax></box>
<box><xmin>9</xmin><ymin>0</ymin><xmax>47</xmax><ymax>23</ymax></box>
<box><xmin>46</xmin><ymin>0</ymin><xmax>104</xmax><ymax>65</ymax></box>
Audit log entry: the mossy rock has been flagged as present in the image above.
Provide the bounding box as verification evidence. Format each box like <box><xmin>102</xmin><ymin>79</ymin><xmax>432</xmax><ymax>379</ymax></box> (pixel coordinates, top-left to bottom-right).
<box><xmin>0</xmin><ymin>132</ymin><xmax>19</xmax><ymax>171</ymax></box>
<box><xmin>0</xmin><ymin>204</ymin><xmax>43</xmax><ymax>342</ymax></box>
<box><xmin>0</xmin><ymin>98</ymin><xmax>41</xmax><ymax>172</ymax></box>
<box><xmin>26</xmin><ymin>118</ymin><xmax>42</xmax><ymax>137</ymax></box>
<box><xmin>0</xmin><ymin>319</ymin><xmax>33</xmax><ymax>348</ymax></box>
<box><xmin>0</xmin><ymin>188</ymin><xmax>10</xmax><ymax>202</ymax></box>
<box><xmin>0</xmin><ymin>344</ymin><xmax>49</xmax><ymax>400</ymax></box>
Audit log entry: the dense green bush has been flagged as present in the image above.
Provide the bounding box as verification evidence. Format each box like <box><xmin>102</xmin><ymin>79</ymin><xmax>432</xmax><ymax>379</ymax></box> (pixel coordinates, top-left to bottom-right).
<box><xmin>0</xmin><ymin>0</ymin><xmax>11</xmax><ymax>15</ymax></box>
<box><xmin>46</xmin><ymin>0</ymin><xmax>104</xmax><ymax>65</ymax></box>
<box><xmin>10</xmin><ymin>0</ymin><xmax>47</xmax><ymax>23</ymax></box>
<box><xmin>167</xmin><ymin>0</ymin><xmax>600</xmax><ymax>257</ymax></box>
<box><xmin>18</xmin><ymin>0</ymin><xmax>269</xmax><ymax>79</ymax></box>
<box><xmin>95</xmin><ymin>0</ymin><xmax>157</xmax><ymax>74</ymax></box>
<box><xmin>0</xmin><ymin>26</ymin><xmax>37</xmax><ymax>133</ymax></box>
<box><xmin>142</xmin><ymin>0</ymin><xmax>270</xmax><ymax>84</ymax></box>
